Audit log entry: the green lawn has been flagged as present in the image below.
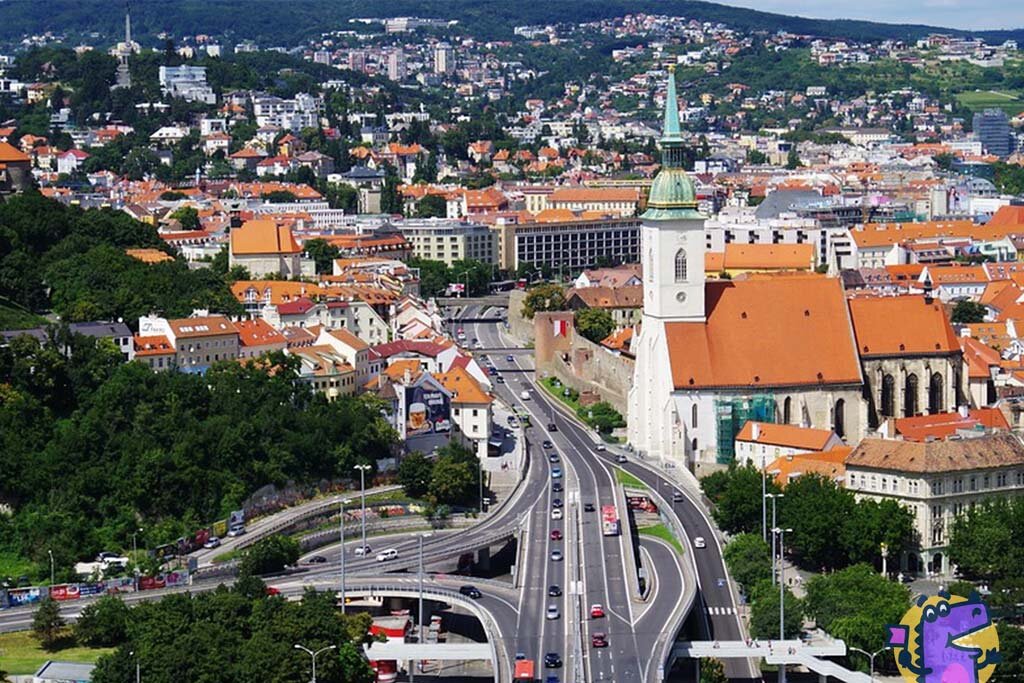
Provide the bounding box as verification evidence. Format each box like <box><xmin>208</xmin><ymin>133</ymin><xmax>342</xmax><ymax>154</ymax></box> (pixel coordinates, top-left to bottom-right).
<box><xmin>0</xmin><ymin>630</ymin><xmax>114</xmax><ymax>675</ymax></box>
<box><xmin>956</xmin><ymin>89</ymin><xmax>1024</xmax><ymax>115</ymax></box>
<box><xmin>0</xmin><ymin>298</ymin><xmax>46</xmax><ymax>330</ymax></box>
<box><xmin>638</xmin><ymin>523</ymin><xmax>684</xmax><ymax>555</ymax></box>
<box><xmin>0</xmin><ymin>551</ymin><xmax>39</xmax><ymax>582</ymax></box>
<box><xmin>614</xmin><ymin>467</ymin><xmax>646</xmax><ymax>490</ymax></box>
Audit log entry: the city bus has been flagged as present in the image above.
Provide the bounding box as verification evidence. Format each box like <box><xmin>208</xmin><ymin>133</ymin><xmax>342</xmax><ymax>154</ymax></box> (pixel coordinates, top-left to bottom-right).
<box><xmin>601</xmin><ymin>504</ymin><xmax>620</xmax><ymax>536</ymax></box>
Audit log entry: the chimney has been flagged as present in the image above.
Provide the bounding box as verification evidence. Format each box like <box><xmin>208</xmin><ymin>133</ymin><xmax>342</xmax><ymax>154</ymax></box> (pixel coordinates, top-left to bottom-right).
<box><xmin>751</xmin><ymin>423</ymin><xmax>761</xmax><ymax>440</ymax></box>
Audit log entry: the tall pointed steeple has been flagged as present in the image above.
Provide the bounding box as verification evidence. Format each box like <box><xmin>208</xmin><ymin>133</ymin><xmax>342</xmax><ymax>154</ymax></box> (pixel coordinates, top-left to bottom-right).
<box><xmin>642</xmin><ymin>68</ymin><xmax>702</xmax><ymax>220</ymax></box>
<box><xmin>125</xmin><ymin>1</ymin><xmax>132</xmax><ymax>45</ymax></box>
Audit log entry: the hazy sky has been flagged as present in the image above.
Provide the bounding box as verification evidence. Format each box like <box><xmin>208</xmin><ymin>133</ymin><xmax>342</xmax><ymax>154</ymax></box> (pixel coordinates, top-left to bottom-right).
<box><xmin>715</xmin><ymin>1</ymin><xmax>1024</xmax><ymax>31</ymax></box>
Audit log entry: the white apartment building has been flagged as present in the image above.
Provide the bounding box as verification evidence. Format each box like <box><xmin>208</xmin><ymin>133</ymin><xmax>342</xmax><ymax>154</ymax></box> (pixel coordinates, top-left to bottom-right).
<box><xmin>252</xmin><ymin>93</ymin><xmax>320</xmax><ymax>131</ymax></box>
<box><xmin>434</xmin><ymin>43</ymin><xmax>455</xmax><ymax>75</ymax></box>
<box><xmin>158</xmin><ymin>65</ymin><xmax>216</xmax><ymax>104</ymax></box>
<box><xmin>399</xmin><ymin>218</ymin><xmax>498</xmax><ymax>266</ymax></box>
<box><xmin>846</xmin><ymin>432</ymin><xmax>1024</xmax><ymax>576</ymax></box>
<box><xmin>494</xmin><ymin>217</ymin><xmax>641</xmax><ymax>272</ymax></box>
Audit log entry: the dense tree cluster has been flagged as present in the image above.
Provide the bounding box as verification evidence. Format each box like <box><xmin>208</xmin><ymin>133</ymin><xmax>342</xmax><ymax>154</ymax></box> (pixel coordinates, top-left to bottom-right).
<box><xmin>0</xmin><ymin>337</ymin><xmax>397</xmax><ymax>577</ymax></box>
<box><xmin>701</xmin><ymin>466</ymin><xmax>916</xmax><ymax>572</ymax></box>
<box><xmin>397</xmin><ymin>442</ymin><xmax>481</xmax><ymax>508</ymax></box>
<box><xmin>407</xmin><ymin>257</ymin><xmax>494</xmax><ymax>298</ymax></box>
<box><xmin>574</xmin><ymin>308</ymin><xmax>614</xmax><ymax>344</ymax></box>
<box><xmin>949</xmin><ymin>498</ymin><xmax>1024</xmax><ymax>582</ymax></box>
<box><xmin>0</xmin><ymin>192</ymin><xmax>240</xmax><ymax>324</ymax></box>
<box><xmin>83</xmin><ymin>580</ymin><xmax>375</xmax><ymax>683</ymax></box>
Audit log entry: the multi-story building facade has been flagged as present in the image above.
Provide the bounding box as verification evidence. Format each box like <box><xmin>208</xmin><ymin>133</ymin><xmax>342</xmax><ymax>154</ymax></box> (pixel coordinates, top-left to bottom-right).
<box><xmin>138</xmin><ymin>314</ymin><xmax>240</xmax><ymax>373</ymax></box>
<box><xmin>973</xmin><ymin>108</ymin><xmax>1013</xmax><ymax>158</ymax></box>
<box><xmin>494</xmin><ymin>216</ymin><xmax>641</xmax><ymax>272</ymax></box>
<box><xmin>846</xmin><ymin>432</ymin><xmax>1024</xmax><ymax>576</ymax></box>
<box><xmin>398</xmin><ymin>218</ymin><xmax>498</xmax><ymax>266</ymax></box>
<box><xmin>158</xmin><ymin>65</ymin><xmax>216</xmax><ymax>104</ymax></box>
<box><xmin>252</xmin><ymin>93</ymin><xmax>320</xmax><ymax>131</ymax></box>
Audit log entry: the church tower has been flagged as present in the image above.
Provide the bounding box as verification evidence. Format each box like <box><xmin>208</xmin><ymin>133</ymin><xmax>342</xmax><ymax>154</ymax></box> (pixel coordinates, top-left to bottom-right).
<box><xmin>640</xmin><ymin>67</ymin><xmax>706</xmax><ymax>321</ymax></box>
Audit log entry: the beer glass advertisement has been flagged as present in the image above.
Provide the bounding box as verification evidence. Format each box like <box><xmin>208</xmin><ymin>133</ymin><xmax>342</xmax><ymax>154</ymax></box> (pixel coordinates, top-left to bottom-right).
<box><xmin>405</xmin><ymin>385</ymin><xmax>451</xmax><ymax>436</ymax></box>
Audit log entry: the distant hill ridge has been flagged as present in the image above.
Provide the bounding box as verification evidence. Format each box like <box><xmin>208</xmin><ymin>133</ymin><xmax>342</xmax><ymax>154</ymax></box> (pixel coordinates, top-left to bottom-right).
<box><xmin>0</xmin><ymin>0</ymin><xmax>1021</xmax><ymax>47</ymax></box>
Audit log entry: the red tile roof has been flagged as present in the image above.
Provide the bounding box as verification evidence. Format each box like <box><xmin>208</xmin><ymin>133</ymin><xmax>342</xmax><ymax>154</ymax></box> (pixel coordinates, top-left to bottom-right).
<box><xmin>848</xmin><ymin>295</ymin><xmax>959</xmax><ymax>357</ymax></box>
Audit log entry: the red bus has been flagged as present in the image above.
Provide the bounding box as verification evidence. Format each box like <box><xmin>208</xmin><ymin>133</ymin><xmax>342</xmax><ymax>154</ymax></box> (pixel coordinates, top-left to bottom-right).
<box><xmin>513</xmin><ymin>659</ymin><xmax>535</xmax><ymax>680</ymax></box>
<box><xmin>601</xmin><ymin>504</ymin><xmax>620</xmax><ymax>536</ymax></box>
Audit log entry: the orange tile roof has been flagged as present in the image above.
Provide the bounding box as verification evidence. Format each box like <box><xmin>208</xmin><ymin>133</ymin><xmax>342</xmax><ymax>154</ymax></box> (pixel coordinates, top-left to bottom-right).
<box><xmin>0</xmin><ymin>141</ymin><xmax>29</xmax><ymax>163</ymax></box>
<box><xmin>961</xmin><ymin>337</ymin><xmax>1002</xmax><ymax>379</ymax></box>
<box><xmin>766</xmin><ymin>448</ymin><xmax>850</xmax><ymax>487</ymax></box>
<box><xmin>894</xmin><ymin>408</ymin><xmax>1010</xmax><ymax>442</ymax></box>
<box><xmin>133</xmin><ymin>335</ymin><xmax>175</xmax><ymax>357</ymax></box>
<box><xmin>231</xmin><ymin>280</ymin><xmax>324</xmax><ymax>305</ymax></box>
<box><xmin>987</xmin><ymin>205</ymin><xmax>1024</xmax><ymax>228</ymax></box>
<box><xmin>435</xmin><ymin>365</ymin><xmax>493</xmax><ymax>404</ymax></box>
<box><xmin>848</xmin><ymin>295</ymin><xmax>959</xmax><ymax>357</ymax></box>
<box><xmin>168</xmin><ymin>315</ymin><xmax>237</xmax><ymax>339</ymax></box>
<box><xmin>927</xmin><ymin>265</ymin><xmax>988</xmax><ymax>285</ymax></box>
<box><xmin>705</xmin><ymin>252</ymin><xmax>725</xmax><ymax>272</ymax></box>
<box><xmin>125</xmin><ymin>248</ymin><xmax>174</xmax><ymax>264</ymax></box>
<box><xmin>850</xmin><ymin>220</ymin><xmax>978</xmax><ymax>248</ymax></box>
<box><xmin>600</xmin><ymin>326</ymin><xmax>633</xmax><ymax>351</ymax></box>
<box><xmin>979</xmin><ymin>281</ymin><xmax>1019</xmax><ymax>307</ymax></box>
<box><xmin>230</xmin><ymin>219</ymin><xmax>302</xmax><ymax>255</ymax></box>
<box><xmin>380</xmin><ymin>359</ymin><xmax>423</xmax><ymax>383</ymax></box>
<box><xmin>666</xmin><ymin>278</ymin><xmax>862</xmax><ymax>389</ymax></box>
<box><xmin>722</xmin><ymin>243</ymin><xmax>814</xmax><ymax>271</ymax></box>
<box><xmin>535</xmin><ymin>208</ymin><xmax>578</xmax><ymax>223</ymax></box>
<box><xmin>735</xmin><ymin>421</ymin><xmax>837</xmax><ymax>451</ymax></box>
<box><xmin>235</xmin><ymin>318</ymin><xmax>287</xmax><ymax>348</ymax></box>
<box><xmin>326</xmin><ymin>326</ymin><xmax>369</xmax><ymax>351</ymax></box>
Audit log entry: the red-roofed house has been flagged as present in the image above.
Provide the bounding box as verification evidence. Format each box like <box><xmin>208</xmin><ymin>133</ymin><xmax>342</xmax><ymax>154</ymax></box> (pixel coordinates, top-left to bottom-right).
<box><xmin>56</xmin><ymin>149</ymin><xmax>90</xmax><ymax>175</ymax></box>
<box><xmin>735</xmin><ymin>421</ymin><xmax>844</xmax><ymax>468</ymax></box>
<box><xmin>229</xmin><ymin>219</ymin><xmax>313</xmax><ymax>278</ymax></box>
<box><xmin>236</xmin><ymin>318</ymin><xmax>288</xmax><ymax>359</ymax></box>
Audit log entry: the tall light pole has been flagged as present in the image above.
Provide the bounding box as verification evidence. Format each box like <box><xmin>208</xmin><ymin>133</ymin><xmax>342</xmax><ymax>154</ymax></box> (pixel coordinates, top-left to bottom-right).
<box><xmin>761</xmin><ymin>467</ymin><xmax>767</xmax><ymax>542</ymax></box>
<box><xmin>415</xmin><ymin>531</ymin><xmax>433</xmax><ymax>683</ymax></box>
<box><xmin>47</xmin><ymin>549</ymin><xmax>54</xmax><ymax>586</ymax></box>
<box><xmin>132</xmin><ymin>527</ymin><xmax>143</xmax><ymax>591</ymax></box>
<box><xmin>354</xmin><ymin>464</ymin><xmax>371</xmax><ymax>555</ymax></box>
<box><xmin>340</xmin><ymin>498</ymin><xmax>351</xmax><ymax>614</ymax></box>
<box><xmin>294</xmin><ymin>644</ymin><xmax>336</xmax><ymax>683</ymax></box>
<box><xmin>773</xmin><ymin>527</ymin><xmax>793</xmax><ymax>683</ymax></box>
<box><xmin>129</xmin><ymin>650</ymin><xmax>140</xmax><ymax>683</ymax></box>
<box><xmin>850</xmin><ymin>646</ymin><xmax>890</xmax><ymax>682</ymax></box>
<box><xmin>766</xmin><ymin>494</ymin><xmax>783</xmax><ymax>584</ymax></box>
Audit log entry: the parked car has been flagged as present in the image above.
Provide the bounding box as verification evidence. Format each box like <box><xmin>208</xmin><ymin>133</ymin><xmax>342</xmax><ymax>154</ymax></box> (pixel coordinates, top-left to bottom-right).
<box><xmin>376</xmin><ymin>548</ymin><xmax>399</xmax><ymax>562</ymax></box>
<box><xmin>459</xmin><ymin>585</ymin><xmax>482</xmax><ymax>599</ymax></box>
<box><xmin>227</xmin><ymin>525</ymin><xmax>245</xmax><ymax>538</ymax></box>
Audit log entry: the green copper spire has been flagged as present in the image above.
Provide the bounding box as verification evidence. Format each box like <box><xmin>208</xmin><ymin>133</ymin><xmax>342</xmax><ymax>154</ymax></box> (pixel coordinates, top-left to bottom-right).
<box><xmin>642</xmin><ymin>68</ymin><xmax>704</xmax><ymax>220</ymax></box>
<box><xmin>661</xmin><ymin>66</ymin><xmax>683</xmax><ymax>148</ymax></box>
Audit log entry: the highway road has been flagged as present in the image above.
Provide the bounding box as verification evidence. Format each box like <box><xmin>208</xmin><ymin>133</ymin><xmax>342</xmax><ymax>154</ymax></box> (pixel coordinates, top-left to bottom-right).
<box><xmin>462</xmin><ymin>303</ymin><xmax>757</xmax><ymax>681</ymax></box>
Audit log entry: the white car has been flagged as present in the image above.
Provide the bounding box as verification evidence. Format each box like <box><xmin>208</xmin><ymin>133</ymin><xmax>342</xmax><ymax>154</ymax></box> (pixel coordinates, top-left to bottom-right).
<box><xmin>550</xmin><ymin>549</ymin><xmax>563</xmax><ymax>562</ymax></box>
<box><xmin>227</xmin><ymin>526</ymin><xmax>245</xmax><ymax>538</ymax></box>
<box><xmin>546</xmin><ymin>604</ymin><xmax>561</xmax><ymax>620</ymax></box>
<box><xmin>551</xmin><ymin>508</ymin><xmax>563</xmax><ymax>520</ymax></box>
<box><xmin>203</xmin><ymin>537</ymin><xmax>221</xmax><ymax>550</ymax></box>
<box><xmin>376</xmin><ymin>548</ymin><xmax>399</xmax><ymax>562</ymax></box>
<box><xmin>353</xmin><ymin>545</ymin><xmax>372</xmax><ymax>556</ymax></box>
<box><xmin>694</xmin><ymin>537</ymin><xmax>707</xmax><ymax>549</ymax></box>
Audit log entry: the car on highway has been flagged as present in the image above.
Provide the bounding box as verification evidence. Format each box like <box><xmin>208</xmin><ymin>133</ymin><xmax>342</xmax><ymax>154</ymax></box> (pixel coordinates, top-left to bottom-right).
<box><xmin>547</xmin><ymin>452</ymin><xmax>559</xmax><ymax>463</ymax></box>
<box><xmin>353</xmin><ymin>545</ymin><xmax>372</xmax><ymax>556</ymax></box>
<box><xmin>306</xmin><ymin>555</ymin><xmax>327</xmax><ymax>564</ymax></box>
<box><xmin>550</xmin><ymin>549</ymin><xmax>563</xmax><ymax>561</ymax></box>
<box><xmin>488</xmin><ymin>367</ymin><xmax>498</xmax><ymax>376</ymax></box>
<box><xmin>507</xmin><ymin>415</ymin><xmax>519</xmax><ymax>426</ymax></box>
<box><xmin>672</xmin><ymin>490</ymin><xmax>684</xmax><ymax>502</ymax></box>
<box><xmin>203</xmin><ymin>536</ymin><xmax>221</xmax><ymax>549</ymax></box>
<box><xmin>546</xmin><ymin>677</ymin><xmax>560</xmax><ymax>683</ymax></box>
<box><xmin>548</xmin><ymin>422</ymin><xmax>558</xmax><ymax>431</ymax></box>
<box><xmin>459</xmin><ymin>585</ymin><xmax>482</xmax><ymax>599</ymax></box>
<box><xmin>544</xmin><ymin>653</ymin><xmax>562</xmax><ymax>668</ymax></box>
<box><xmin>552</xmin><ymin>498</ymin><xmax>563</xmax><ymax>508</ymax></box>
<box><xmin>542</xmin><ymin>440</ymin><xmax>554</xmax><ymax>449</ymax></box>
<box><xmin>590</xmin><ymin>604</ymin><xmax>605</xmax><ymax>618</ymax></box>
<box><xmin>551</xmin><ymin>467</ymin><xmax>562</xmax><ymax>478</ymax></box>
<box><xmin>595</xmin><ymin>444</ymin><xmax>606</xmax><ymax>452</ymax></box>
<box><xmin>551</xmin><ymin>508</ymin><xmax>563</xmax><ymax>520</ymax></box>
<box><xmin>694</xmin><ymin>536</ymin><xmax>706</xmax><ymax>549</ymax></box>
<box><xmin>615</xmin><ymin>454</ymin><xmax>628</xmax><ymax>463</ymax></box>
<box><xmin>548</xmin><ymin>584</ymin><xmax>562</xmax><ymax>597</ymax></box>
<box><xmin>550</xmin><ymin>529</ymin><xmax>562</xmax><ymax>541</ymax></box>
<box><xmin>495</xmin><ymin>376</ymin><xmax>505</xmax><ymax>383</ymax></box>
<box><xmin>227</xmin><ymin>525</ymin><xmax>246</xmax><ymax>537</ymax></box>
<box><xmin>546</xmin><ymin>604</ymin><xmax>560</xmax><ymax>620</ymax></box>
<box><xmin>506</xmin><ymin>355</ymin><xmax>514</xmax><ymax>362</ymax></box>
<box><xmin>376</xmin><ymin>548</ymin><xmax>399</xmax><ymax>562</ymax></box>
<box><xmin>520</xmin><ymin>390</ymin><xmax>531</xmax><ymax>400</ymax></box>
<box><xmin>591</xmin><ymin>632</ymin><xmax>608</xmax><ymax>648</ymax></box>
<box><xmin>551</xmin><ymin>482</ymin><xmax>563</xmax><ymax>492</ymax></box>
<box><xmin>583</xmin><ymin>502</ymin><xmax>595</xmax><ymax>512</ymax></box>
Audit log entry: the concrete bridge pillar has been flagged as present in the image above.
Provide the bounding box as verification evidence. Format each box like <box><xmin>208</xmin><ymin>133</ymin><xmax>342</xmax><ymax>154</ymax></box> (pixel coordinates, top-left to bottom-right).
<box><xmin>477</xmin><ymin>546</ymin><xmax>491</xmax><ymax>572</ymax></box>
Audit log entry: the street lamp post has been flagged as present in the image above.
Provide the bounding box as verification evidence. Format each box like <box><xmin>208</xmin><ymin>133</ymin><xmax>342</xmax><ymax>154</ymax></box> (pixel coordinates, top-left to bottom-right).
<box><xmin>415</xmin><ymin>532</ymin><xmax>433</xmax><ymax>682</ymax></box>
<box><xmin>47</xmin><ymin>549</ymin><xmax>54</xmax><ymax>586</ymax></box>
<box><xmin>761</xmin><ymin>467</ymin><xmax>767</xmax><ymax>543</ymax></box>
<box><xmin>129</xmin><ymin>650</ymin><xmax>140</xmax><ymax>683</ymax></box>
<box><xmin>773</xmin><ymin>527</ymin><xmax>794</xmax><ymax>683</ymax></box>
<box><xmin>340</xmin><ymin>498</ymin><xmax>351</xmax><ymax>614</ymax></box>
<box><xmin>132</xmin><ymin>527</ymin><xmax>143</xmax><ymax>592</ymax></box>
<box><xmin>766</xmin><ymin>494</ymin><xmax>784</xmax><ymax>584</ymax></box>
<box><xmin>850</xmin><ymin>646</ymin><xmax>890</xmax><ymax>681</ymax></box>
<box><xmin>294</xmin><ymin>644</ymin><xmax>336</xmax><ymax>683</ymax></box>
<box><xmin>354</xmin><ymin>465</ymin><xmax>371</xmax><ymax>556</ymax></box>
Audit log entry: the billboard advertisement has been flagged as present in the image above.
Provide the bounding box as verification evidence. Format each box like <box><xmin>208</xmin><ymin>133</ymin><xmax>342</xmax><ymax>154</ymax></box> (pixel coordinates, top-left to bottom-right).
<box><xmin>404</xmin><ymin>385</ymin><xmax>451</xmax><ymax>437</ymax></box>
<box><xmin>7</xmin><ymin>587</ymin><xmax>43</xmax><ymax>606</ymax></box>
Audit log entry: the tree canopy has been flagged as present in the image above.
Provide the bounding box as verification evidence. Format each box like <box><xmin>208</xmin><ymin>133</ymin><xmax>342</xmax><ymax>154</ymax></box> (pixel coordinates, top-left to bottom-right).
<box><xmin>949</xmin><ymin>498</ymin><xmax>1024</xmax><ymax>582</ymax></box>
<box><xmin>522</xmin><ymin>283</ymin><xmax>566</xmax><ymax>318</ymax></box>
<box><xmin>574</xmin><ymin>308</ymin><xmax>614</xmax><ymax>343</ymax></box>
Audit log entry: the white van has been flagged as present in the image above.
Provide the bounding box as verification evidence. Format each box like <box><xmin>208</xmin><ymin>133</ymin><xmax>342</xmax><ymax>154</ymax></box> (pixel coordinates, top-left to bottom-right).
<box><xmin>520</xmin><ymin>390</ymin><xmax>531</xmax><ymax>400</ymax></box>
<box><xmin>376</xmin><ymin>548</ymin><xmax>399</xmax><ymax>562</ymax></box>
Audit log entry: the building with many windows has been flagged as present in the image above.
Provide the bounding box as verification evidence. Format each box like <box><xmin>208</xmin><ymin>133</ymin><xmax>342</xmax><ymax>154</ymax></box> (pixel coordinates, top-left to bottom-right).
<box><xmin>494</xmin><ymin>216</ymin><xmax>641</xmax><ymax>272</ymax></box>
<box><xmin>846</xmin><ymin>432</ymin><xmax>1024</xmax><ymax>576</ymax></box>
<box><xmin>398</xmin><ymin>218</ymin><xmax>497</xmax><ymax>266</ymax></box>
<box><xmin>973</xmin><ymin>108</ymin><xmax>1014</xmax><ymax>158</ymax></box>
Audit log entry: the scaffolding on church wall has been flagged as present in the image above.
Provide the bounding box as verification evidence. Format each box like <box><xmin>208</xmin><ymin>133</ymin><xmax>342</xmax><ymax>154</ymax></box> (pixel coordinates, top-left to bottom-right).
<box><xmin>714</xmin><ymin>395</ymin><xmax>777</xmax><ymax>464</ymax></box>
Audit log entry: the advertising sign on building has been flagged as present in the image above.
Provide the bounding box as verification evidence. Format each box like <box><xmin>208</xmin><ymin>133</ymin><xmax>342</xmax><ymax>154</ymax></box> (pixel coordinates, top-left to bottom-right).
<box><xmin>404</xmin><ymin>385</ymin><xmax>451</xmax><ymax>436</ymax></box>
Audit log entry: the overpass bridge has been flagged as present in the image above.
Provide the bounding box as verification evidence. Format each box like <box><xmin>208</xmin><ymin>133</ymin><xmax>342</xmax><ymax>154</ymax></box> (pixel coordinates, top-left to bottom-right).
<box><xmin>675</xmin><ymin>640</ymin><xmax>871</xmax><ymax>683</ymax></box>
